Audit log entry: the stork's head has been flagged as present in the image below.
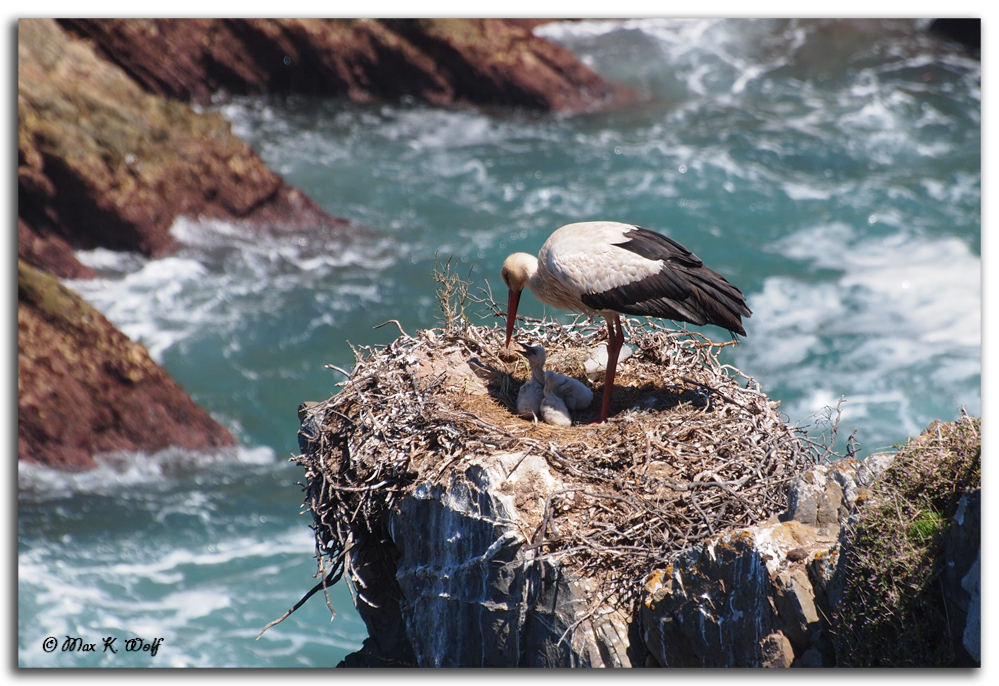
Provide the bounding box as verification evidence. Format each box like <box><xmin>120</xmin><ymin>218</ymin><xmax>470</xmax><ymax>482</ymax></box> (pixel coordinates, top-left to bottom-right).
<box><xmin>513</xmin><ymin>341</ymin><xmax>548</xmax><ymax>381</ymax></box>
<box><xmin>501</xmin><ymin>252</ymin><xmax>538</xmax><ymax>348</ymax></box>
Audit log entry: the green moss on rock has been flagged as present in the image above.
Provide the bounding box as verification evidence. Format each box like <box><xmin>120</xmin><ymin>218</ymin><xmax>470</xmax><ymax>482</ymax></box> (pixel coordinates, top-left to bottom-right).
<box><xmin>832</xmin><ymin>413</ymin><xmax>981</xmax><ymax>666</ymax></box>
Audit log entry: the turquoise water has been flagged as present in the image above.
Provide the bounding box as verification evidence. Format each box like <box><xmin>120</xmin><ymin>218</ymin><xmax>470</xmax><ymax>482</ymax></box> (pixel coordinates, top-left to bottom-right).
<box><xmin>18</xmin><ymin>19</ymin><xmax>980</xmax><ymax>667</ymax></box>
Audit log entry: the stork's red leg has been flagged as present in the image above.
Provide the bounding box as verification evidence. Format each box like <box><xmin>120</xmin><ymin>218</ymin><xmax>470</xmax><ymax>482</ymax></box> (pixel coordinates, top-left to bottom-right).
<box><xmin>599</xmin><ymin>314</ymin><xmax>624</xmax><ymax>422</ymax></box>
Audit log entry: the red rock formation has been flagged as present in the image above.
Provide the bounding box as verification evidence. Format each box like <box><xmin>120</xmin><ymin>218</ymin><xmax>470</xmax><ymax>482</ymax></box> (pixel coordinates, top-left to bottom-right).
<box><xmin>18</xmin><ymin>18</ymin><xmax>348</xmax><ymax>278</ymax></box>
<box><xmin>17</xmin><ymin>259</ymin><xmax>237</xmax><ymax>471</ymax></box>
<box><xmin>381</xmin><ymin>18</ymin><xmax>626</xmax><ymax>112</ymax></box>
<box><xmin>59</xmin><ymin>18</ymin><xmax>631</xmax><ymax>112</ymax></box>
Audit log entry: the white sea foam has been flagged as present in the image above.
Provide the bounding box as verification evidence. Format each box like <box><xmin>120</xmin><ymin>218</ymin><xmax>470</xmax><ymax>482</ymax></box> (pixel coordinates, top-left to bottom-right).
<box><xmin>532</xmin><ymin>19</ymin><xmax>632</xmax><ymax>40</ymax></box>
<box><xmin>391</xmin><ymin>108</ymin><xmax>499</xmax><ymax>151</ymax></box>
<box><xmin>538</xmin><ymin>18</ymin><xmax>787</xmax><ymax>100</ymax></box>
<box><xmin>66</xmin><ymin>255</ymin><xmax>211</xmax><ymax>361</ymax></box>
<box><xmin>169</xmin><ymin>217</ymin><xmax>394</xmax><ymax>272</ymax></box>
<box><xmin>17</xmin><ymin>444</ymin><xmax>274</xmax><ymax>499</ymax></box>
<box><xmin>781</xmin><ymin>182</ymin><xmax>834</xmax><ymax>201</ymax></box>
<box><xmin>66</xmin><ymin>216</ymin><xmax>395</xmax><ymax>365</ymax></box>
<box><xmin>74</xmin><ymin>247</ymin><xmax>148</xmax><ymax>274</ymax></box>
<box><xmin>736</xmin><ymin>222</ymin><xmax>980</xmax><ymax>450</ymax></box>
<box><xmin>773</xmin><ymin>223</ymin><xmax>980</xmax><ymax>351</ymax></box>
<box><xmin>18</xmin><ymin>521</ymin><xmax>345</xmax><ymax>667</ymax></box>
<box><xmin>105</xmin><ymin>528</ymin><xmax>315</xmax><ymax>582</ymax></box>
<box><xmin>742</xmin><ymin>277</ymin><xmax>845</xmax><ymax>370</ymax></box>
<box><xmin>538</xmin><ymin>17</ymin><xmax>726</xmax><ymax>47</ymax></box>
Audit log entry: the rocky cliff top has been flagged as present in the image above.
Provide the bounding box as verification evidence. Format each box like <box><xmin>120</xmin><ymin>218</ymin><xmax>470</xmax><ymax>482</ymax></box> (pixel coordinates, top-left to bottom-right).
<box><xmin>58</xmin><ymin>18</ymin><xmax>632</xmax><ymax>112</ymax></box>
<box><xmin>18</xmin><ymin>18</ymin><xmax>346</xmax><ymax>280</ymax></box>
<box><xmin>277</xmin><ymin>273</ymin><xmax>979</xmax><ymax>667</ymax></box>
<box><xmin>286</xmin><ymin>271</ymin><xmax>826</xmax><ymax>665</ymax></box>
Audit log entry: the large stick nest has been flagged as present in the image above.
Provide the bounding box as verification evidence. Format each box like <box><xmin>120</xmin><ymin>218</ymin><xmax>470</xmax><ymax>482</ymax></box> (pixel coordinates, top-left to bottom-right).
<box><xmin>290</xmin><ymin>269</ymin><xmax>830</xmax><ymax>623</ymax></box>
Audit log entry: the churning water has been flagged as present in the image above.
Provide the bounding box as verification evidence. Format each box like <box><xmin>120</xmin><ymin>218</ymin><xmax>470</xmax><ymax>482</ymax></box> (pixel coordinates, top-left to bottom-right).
<box><xmin>19</xmin><ymin>19</ymin><xmax>980</xmax><ymax>667</ymax></box>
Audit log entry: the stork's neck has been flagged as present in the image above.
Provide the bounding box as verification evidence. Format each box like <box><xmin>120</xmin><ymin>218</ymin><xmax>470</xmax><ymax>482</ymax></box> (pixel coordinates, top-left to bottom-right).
<box><xmin>528</xmin><ymin>356</ymin><xmax>545</xmax><ymax>385</ymax></box>
<box><xmin>523</xmin><ymin>257</ymin><xmax>540</xmax><ymax>297</ymax></box>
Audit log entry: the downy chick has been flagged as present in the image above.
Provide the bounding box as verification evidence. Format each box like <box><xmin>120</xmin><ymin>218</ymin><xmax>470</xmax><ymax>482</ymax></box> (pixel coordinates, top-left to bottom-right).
<box><xmin>540</xmin><ymin>370</ymin><xmax>572</xmax><ymax>426</ymax></box>
<box><xmin>514</xmin><ymin>342</ymin><xmax>546</xmax><ymax>420</ymax></box>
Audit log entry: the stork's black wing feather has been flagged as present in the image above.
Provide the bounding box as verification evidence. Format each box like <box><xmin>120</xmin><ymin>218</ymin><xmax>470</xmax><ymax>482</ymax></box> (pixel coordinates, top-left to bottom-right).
<box><xmin>581</xmin><ymin>226</ymin><xmax>751</xmax><ymax>336</ymax></box>
<box><xmin>613</xmin><ymin>226</ymin><xmax>705</xmax><ymax>269</ymax></box>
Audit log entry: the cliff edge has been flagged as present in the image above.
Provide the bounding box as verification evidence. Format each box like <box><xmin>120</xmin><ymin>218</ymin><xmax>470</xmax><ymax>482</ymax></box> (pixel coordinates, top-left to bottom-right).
<box><xmin>642</xmin><ymin>412</ymin><xmax>980</xmax><ymax>667</ymax></box>
<box><xmin>289</xmin><ymin>287</ymin><xmax>820</xmax><ymax>666</ymax></box>
<box><xmin>18</xmin><ymin>18</ymin><xmax>345</xmax><ymax>280</ymax></box>
<box><xmin>286</xmin><ymin>284</ymin><xmax>980</xmax><ymax>667</ymax></box>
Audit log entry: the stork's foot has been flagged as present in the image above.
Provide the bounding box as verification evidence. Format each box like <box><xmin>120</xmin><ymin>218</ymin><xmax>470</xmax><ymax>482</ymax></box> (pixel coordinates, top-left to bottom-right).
<box><xmin>579</xmin><ymin>407</ymin><xmax>613</xmax><ymax>424</ymax></box>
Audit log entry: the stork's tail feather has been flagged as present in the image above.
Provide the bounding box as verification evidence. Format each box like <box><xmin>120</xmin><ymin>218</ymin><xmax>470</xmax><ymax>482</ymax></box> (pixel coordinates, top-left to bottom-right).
<box><xmin>686</xmin><ymin>267</ymin><xmax>751</xmax><ymax>336</ymax></box>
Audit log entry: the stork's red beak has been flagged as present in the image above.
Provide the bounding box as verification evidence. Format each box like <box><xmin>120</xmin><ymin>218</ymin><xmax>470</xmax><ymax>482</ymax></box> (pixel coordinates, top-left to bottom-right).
<box><xmin>504</xmin><ymin>288</ymin><xmax>522</xmax><ymax>348</ymax></box>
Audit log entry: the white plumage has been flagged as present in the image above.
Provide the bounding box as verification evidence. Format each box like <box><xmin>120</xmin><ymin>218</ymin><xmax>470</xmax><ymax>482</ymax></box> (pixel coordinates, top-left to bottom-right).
<box><xmin>540</xmin><ymin>371</ymin><xmax>572</xmax><ymax>427</ymax></box>
<box><xmin>502</xmin><ymin>221</ymin><xmax>751</xmax><ymax>422</ymax></box>
<box><xmin>515</xmin><ymin>374</ymin><xmax>544</xmax><ymax>421</ymax></box>
<box><xmin>550</xmin><ymin>367</ymin><xmax>593</xmax><ymax>411</ymax></box>
<box><xmin>583</xmin><ymin>342</ymin><xmax>633</xmax><ymax>382</ymax></box>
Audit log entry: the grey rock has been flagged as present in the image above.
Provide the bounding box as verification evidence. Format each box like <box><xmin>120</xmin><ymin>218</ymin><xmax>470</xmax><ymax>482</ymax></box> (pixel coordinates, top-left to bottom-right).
<box><xmin>961</xmin><ymin>550</ymin><xmax>980</xmax><ymax>663</ymax></box>
<box><xmin>640</xmin><ymin>451</ymin><xmax>981</xmax><ymax>668</ymax></box>
<box><xmin>355</xmin><ymin>451</ymin><xmax>633</xmax><ymax>667</ymax></box>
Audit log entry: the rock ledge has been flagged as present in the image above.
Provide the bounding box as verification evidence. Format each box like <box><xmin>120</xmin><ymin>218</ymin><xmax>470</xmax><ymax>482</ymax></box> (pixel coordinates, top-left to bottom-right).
<box><xmin>290</xmin><ymin>308</ymin><xmax>818</xmax><ymax>667</ymax></box>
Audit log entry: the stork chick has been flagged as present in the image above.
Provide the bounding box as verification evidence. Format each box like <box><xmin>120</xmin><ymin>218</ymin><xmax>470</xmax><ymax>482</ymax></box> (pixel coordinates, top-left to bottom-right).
<box><xmin>540</xmin><ymin>370</ymin><xmax>572</xmax><ymax>426</ymax></box>
<box><xmin>514</xmin><ymin>341</ymin><xmax>593</xmax><ymax>422</ymax></box>
<box><xmin>515</xmin><ymin>344</ymin><xmax>545</xmax><ymax>420</ymax></box>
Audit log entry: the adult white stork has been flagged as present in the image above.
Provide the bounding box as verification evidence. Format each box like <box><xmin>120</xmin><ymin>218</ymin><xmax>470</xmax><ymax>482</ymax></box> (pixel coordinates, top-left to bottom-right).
<box><xmin>501</xmin><ymin>221</ymin><xmax>751</xmax><ymax>422</ymax></box>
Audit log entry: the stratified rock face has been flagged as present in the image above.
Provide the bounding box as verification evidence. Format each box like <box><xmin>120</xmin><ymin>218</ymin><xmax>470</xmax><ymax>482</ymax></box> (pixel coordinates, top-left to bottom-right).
<box><xmin>642</xmin><ymin>531</ymin><xmax>781</xmax><ymax>667</ymax></box>
<box><xmin>59</xmin><ymin>18</ymin><xmax>630</xmax><ymax>112</ymax></box>
<box><xmin>17</xmin><ymin>18</ymin><xmax>346</xmax><ymax>277</ymax></box>
<box><xmin>640</xmin><ymin>457</ymin><xmax>884</xmax><ymax>667</ymax></box>
<box><xmin>17</xmin><ymin>259</ymin><xmax>236</xmax><ymax>470</ymax></box>
<box><xmin>386</xmin><ymin>452</ymin><xmax>631</xmax><ymax>667</ymax></box>
<box><xmin>641</xmin><ymin>419</ymin><xmax>981</xmax><ymax>668</ymax></box>
<box><xmin>379</xmin><ymin>18</ymin><xmax>629</xmax><ymax>112</ymax></box>
<box><xmin>950</xmin><ymin>492</ymin><xmax>981</xmax><ymax>663</ymax></box>
<box><xmin>300</xmin><ymin>394</ymin><xmax>633</xmax><ymax>667</ymax></box>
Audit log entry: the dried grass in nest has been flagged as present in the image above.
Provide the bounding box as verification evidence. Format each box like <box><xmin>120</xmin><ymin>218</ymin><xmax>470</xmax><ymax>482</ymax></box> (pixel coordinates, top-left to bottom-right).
<box><xmin>264</xmin><ymin>266</ymin><xmax>833</xmax><ymax>637</ymax></box>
